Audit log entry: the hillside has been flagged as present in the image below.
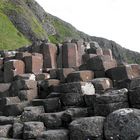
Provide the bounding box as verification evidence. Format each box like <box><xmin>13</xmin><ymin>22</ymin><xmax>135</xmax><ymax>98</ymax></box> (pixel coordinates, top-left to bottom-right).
<box><xmin>0</xmin><ymin>0</ymin><xmax>140</xmax><ymax>64</ymax></box>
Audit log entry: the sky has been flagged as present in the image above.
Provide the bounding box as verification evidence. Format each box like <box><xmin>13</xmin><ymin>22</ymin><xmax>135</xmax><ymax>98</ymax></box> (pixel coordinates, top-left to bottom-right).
<box><xmin>36</xmin><ymin>0</ymin><xmax>140</xmax><ymax>52</ymax></box>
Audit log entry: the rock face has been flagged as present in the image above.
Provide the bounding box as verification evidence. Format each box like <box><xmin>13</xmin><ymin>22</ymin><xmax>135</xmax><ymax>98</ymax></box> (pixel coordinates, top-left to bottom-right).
<box><xmin>0</xmin><ymin>39</ymin><xmax>140</xmax><ymax>139</ymax></box>
<box><xmin>1</xmin><ymin>0</ymin><xmax>140</xmax><ymax>65</ymax></box>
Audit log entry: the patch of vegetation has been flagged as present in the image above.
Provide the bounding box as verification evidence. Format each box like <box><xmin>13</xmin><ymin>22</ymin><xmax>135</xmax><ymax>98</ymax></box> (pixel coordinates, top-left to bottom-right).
<box><xmin>48</xmin><ymin>35</ymin><xmax>60</xmax><ymax>44</ymax></box>
<box><xmin>51</xmin><ymin>17</ymin><xmax>80</xmax><ymax>41</ymax></box>
<box><xmin>0</xmin><ymin>12</ymin><xmax>30</xmax><ymax>50</ymax></box>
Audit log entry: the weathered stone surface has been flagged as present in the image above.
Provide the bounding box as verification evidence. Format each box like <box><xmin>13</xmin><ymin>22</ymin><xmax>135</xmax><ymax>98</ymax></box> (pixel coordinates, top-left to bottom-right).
<box><xmin>106</xmin><ymin>65</ymin><xmax>135</xmax><ymax>82</ymax></box>
<box><xmin>35</xmin><ymin>73</ymin><xmax>50</xmax><ymax>81</ymax></box>
<box><xmin>0</xmin><ymin>97</ymin><xmax>21</xmax><ymax>112</ymax></box>
<box><xmin>15</xmin><ymin>52</ymin><xmax>31</xmax><ymax>60</ymax></box>
<box><xmin>130</xmin><ymin>64</ymin><xmax>140</xmax><ymax>78</ymax></box>
<box><xmin>90</xmin><ymin>78</ymin><xmax>113</xmax><ymax>93</ymax></box>
<box><xmin>86</xmin><ymin>41</ymin><xmax>103</xmax><ymax>55</ymax></box>
<box><xmin>62</xmin><ymin>43</ymin><xmax>79</xmax><ymax>68</ymax></box>
<box><xmin>13</xmin><ymin>123</ymin><xmax>23</xmax><ymax>139</ymax></box>
<box><xmin>43</xmin><ymin>97</ymin><xmax>61</xmax><ymax>113</ymax></box>
<box><xmin>94</xmin><ymin>70</ymin><xmax>106</xmax><ymax>78</ymax></box>
<box><xmin>0</xmin><ymin>83</ymin><xmax>11</xmax><ymax>98</ymax></box>
<box><xmin>18</xmin><ymin>89</ymin><xmax>38</xmax><ymax>101</ymax></box>
<box><xmin>0</xmin><ymin>124</ymin><xmax>12</xmax><ymax>138</ymax></box>
<box><xmin>62</xmin><ymin>108</ymin><xmax>88</xmax><ymax>126</ymax></box>
<box><xmin>14</xmin><ymin>73</ymin><xmax>36</xmax><ymax>81</ymax></box>
<box><xmin>60</xmin><ymin>92</ymin><xmax>85</xmax><ymax>107</ymax></box>
<box><xmin>40</xmin><ymin>43</ymin><xmax>57</xmax><ymax>69</ymax></box>
<box><xmin>4</xmin><ymin>60</ymin><xmax>25</xmax><ymax>82</ymax></box>
<box><xmin>3</xmin><ymin>101</ymin><xmax>30</xmax><ymax>116</ymax></box>
<box><xmin>0</xmin><ymin>116</ymin><xmax>15</xmax><ymax>125</ymax></box>
<box><xmin>94</xmin><ymin>101</ymin><xmax>129</xmax><ymax>116</ymax></box>
<box><xmin>39</xmin><ymin>79</ymin><xmax>60</xmax><ymax>91</ymax></box>
<box><xmin>66</xmin><ymin>70</ymin><xmax>94</xmax><ymax>82</ymax></box>
<box><xmin>57</xmin><ymin>68</ymin><xmax>75</xmax><ymax>83</ymax></box>
<box><xmin>87</xmin><ymin>55</ymin><xmax>117</xmax><ymax>71</ymax></box>
<box><xmin>10</xmin><ymin>79</ymin><xmax>37</xmax><ymax>96</ymax></box>
<box><xmin>39</xmin><ymin>79</ymin><xmax>60</xmax><ymax>98</ymax></box>
<box><xmin>37</xmin><ymin>129</ymin><xmax>69</xmax><ymax>140</ymax></box>
<box><xmin>1</xmin><ymin>96</ymin><xmax>21</xmax><ymax>105</ymax></box>
<box><xmin>46</xmin><ymin>92</ymin><xmax>62</xmax><ymax>98</ymax></box>
<box><xmin>54</xmin><ymin>82</ymin><xmax>95</xmax><ymax>95</ymax></box>
<box><xmin>104</xmin><ymin>108</ymin><xmax>140</xmax><ymax>140</ymax></box>
<box><xmin>103</xmin><ymin>49</ymin><xmax>113</xmax><ymax>59</ymax></box>
<box><xmin>23</xmin><ymin>121</ymin><xmax>45</xmax><ymax>139</ymax></box>
<box><xmin>94</xmin><ymin>88</ymin><xmax>129</xmax><ymax>116</ymax></box>
<box><xmin>21</xmin><ymin>106</ymin><xmax>45</xmax><ymax>122</ymax></box>
<box><xmin>129</xmin><ymin>87</ymin><xmax>140</xmax><ymax>108</ymax></box>
<box><xmin>39</xmin><ymin>111</ymin><xmax>65</xmax><ymax>129</ymax></box>
<box><xmin>82</xmin><ymin>53</ymin><xmax>94</xmax><ymax>63</ymax></box>
<box><xmin>69</xmin><ymin>116</ymin><xmax>105</xmax><ymax>140</ymax></box>
<box><xmin>95</xmin><ymin>88</ymin><xmax>128</xmax><ymax>104</ymax></box>
<box><xmin>23</xmin><ymin>55</ymin><xmax>43</xmax><ymax>73</ymax></box>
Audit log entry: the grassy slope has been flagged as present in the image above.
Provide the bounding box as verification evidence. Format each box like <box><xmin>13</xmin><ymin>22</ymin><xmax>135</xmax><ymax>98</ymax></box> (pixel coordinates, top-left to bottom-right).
<box><xmin>0</xmin><ymin>0</ymin><xmax>30</xmax><ymax>50</ymax></box>
<box><xmin>0</xmin><ymin>12</ymin><xmax>30</xmax><ymax>50</ymax></box>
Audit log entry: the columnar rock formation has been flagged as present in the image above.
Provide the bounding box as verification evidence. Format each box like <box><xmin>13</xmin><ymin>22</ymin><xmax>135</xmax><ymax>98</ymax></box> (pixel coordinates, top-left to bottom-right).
<box><xmin>0</xmin><ymin>40</ymin><xmax>140</xmax><ymax>139</ymax></box>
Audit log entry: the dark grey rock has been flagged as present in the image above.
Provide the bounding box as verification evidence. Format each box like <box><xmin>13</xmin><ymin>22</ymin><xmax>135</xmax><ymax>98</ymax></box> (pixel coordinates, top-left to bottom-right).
<box><xmin>37</xmin><ymin>129</ymin><xmax>69</xmax><ymax>140</ymax></box>
<box><xmin>23</xmin><ymin>121</ymin><xmax>45</xmax><ymax>139</ymax></box>
<box><xmin>69</xmin><ymin>116</ymin><xmax>105</xmax><ymax>140</ymax></box>
<box><xmin>39</xmin><ymin>111</ymin><xmax>65</xmax><ymax>129</ymax></box>
<box><xmin>104</xmin><ymin>108</ymin><xmax>140</xmax><ymax>140</ymax></box>
<box><xmin>21</xmin><ymin>106</ymin><xmax>45</xmax><ymax>122</ymax></box>
<box><xmin>43</xmin><ymin>97</ymin><xmax>61</xmax><ymax>112</ymax></box>
<box><xmin>60</xmin><ymin>92</ymin><xmax>85</xmax><ymax>107</ymax></box>
<box><xmin>0</xmin><ymin>124</ymin><xmax>12</xmax><ymax>138</ymax></box>
<box><xmin>13</xmin><ymin>123</ymin><xmax>23</xmax><ymax>139</ymax></box>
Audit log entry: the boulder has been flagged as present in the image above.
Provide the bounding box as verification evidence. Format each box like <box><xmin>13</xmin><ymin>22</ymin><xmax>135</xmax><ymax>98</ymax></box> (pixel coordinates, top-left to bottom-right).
<box><xmin>0</xmin><ymin>83</ymin><xmax>11</xmax><ymax>98</ymax></box>
<box><xmin>54</xmin><ymin>82</ymin><xmax>95</xmax><ymax>95</ymax></box>
<box><xmin>18</xmin><ymin>89</ymin><xmax>38</xmax><ymax>101</ymax></box>
<box><xmin>37</xmin><ymin>129</ymin><xmax>69</xmax><ymax>140</ymax></box>
<box><xmin>62</xmin><ymin>43</ymin><xmax>79</xmax><ymax>68</ymax></box>
<box><xmin>39</xmin><ymin>111</ymin><xmax>65</xmax><ymax>129</ymax></box>
<box><xmin>129</xmin><ymin>87</ymin><xmax>140</xmax><ymax>108</ymax></box>
<box><xmin>103</xmin><ymin>49</ymin><xmax>113</xmax><ymax>59</ymax></box>
<box><xmin>94</xmin><ymin>88</ymin><xmax>129</xmax><ymax>116</ymax></box>
<box><xmin>90</xmin><ymin>78</ymin><xmax>113</xmax><ymax>93</ymax></box>
<box><xmin>60</xmin><ymin>92</ymin><xmax>85</xmax><ymax>107</ymax></box>
<box><xmin>23</xmin><ymin>121</ymin><xmax>45</xmax><ymax>139</ymax></box>
<box><xmin>66</xmin><ymin>70</ymin><xmax>94</xmax><ymax>82</ymax></box>
<box><xmin>62</xmin><ymin>107</ymin><xmax>88</xmax><ymax>126</ymax></box>
<box><xmin>69</xmin><ymin>116</ymin><xmax>105</xmax><ymax>140</ymax></box>
<box><xmin>104</xmin><ymin>108</ymin><xmax>140</xmax><ymax>140</ymax></box>
<box><xmin>87</xmin><ymin>55</ymin><xmax>117</xmax><ymax>71</ymax></box>
<box><xmin>40</xmin><ymin>43</ymin><xmax>57</xmax><ymax>69</ymax></box>
<box><xmin>21</xmin><ymin>106</ymin><xmax>45</xmax><ymax>122</ymax></box>
<box><xmin>0</xmin><ymin>116</ymin><xmax>15</xmax><ymax>125</ymax></box>
<box><xmin>23</xmin><ymin>55</ymin><xmax>43</xmax><ymax>74</ymax></box>
<box><xmin>14</xmin><ymin>73</ymin><xmax>36</xmax><ymax>81</ymax></box>
<box><xmin>13</xmin><ymin>123</ymin><xmax>23</xmax><ymax>139</ymax></box>
<box><xmin>3</xmin><ymin>101</ymin><xmax>30</xmax><ymax>116</ymax></box>
<box><xmin>106</xmin><ymin>65</ymin><xmax>136</xmax><ymax>82</ymax></box>
<box><xmin>35</xmin><ymin>73</ymin><xmax>50</xmax><ymax>81</ymax></box>
<box><xmin>43</xmin><ymin>97</ymin><xmax>61</xmax><ymax>112</ymax></box>
<box><xmin>0</xmin><ymin>124</ymin><xmax>12</xmax><ymax>138</ymax></box>
<box><xmin>4</xmin><ymin>60</ymin><xmax>25</xmax><ymax>82</ymax></box>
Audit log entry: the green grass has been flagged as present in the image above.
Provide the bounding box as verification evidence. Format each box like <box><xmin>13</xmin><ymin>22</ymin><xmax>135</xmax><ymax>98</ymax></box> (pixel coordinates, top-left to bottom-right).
<box><xmin>0</xmin><ymin>12</ymin><xmax>30</xmax><ymax>50</ymax></box>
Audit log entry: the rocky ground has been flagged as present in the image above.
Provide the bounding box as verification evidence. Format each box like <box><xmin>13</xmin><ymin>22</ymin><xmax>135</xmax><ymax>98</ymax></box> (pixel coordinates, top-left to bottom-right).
<box><xmin>0</xmin><ymin>40</ymin><xmax>140</xmax><ymax>139</ymax></box>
